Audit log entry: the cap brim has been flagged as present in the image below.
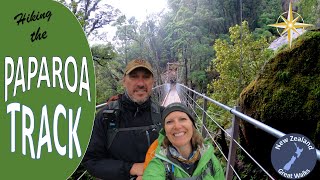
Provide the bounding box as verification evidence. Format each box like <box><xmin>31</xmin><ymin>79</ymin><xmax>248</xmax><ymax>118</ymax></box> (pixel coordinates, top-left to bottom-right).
<box><xmin>125</xmin><ymin>66</ymin><xmax>154</xmax><ymax>75</ymax></box>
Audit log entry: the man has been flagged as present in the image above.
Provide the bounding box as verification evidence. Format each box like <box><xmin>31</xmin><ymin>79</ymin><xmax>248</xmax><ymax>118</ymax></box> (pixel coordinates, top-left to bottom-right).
<box><xmin>82</xmin><ymin>59</ymin><xmax>163</xmax><ymax>180</ymax></box>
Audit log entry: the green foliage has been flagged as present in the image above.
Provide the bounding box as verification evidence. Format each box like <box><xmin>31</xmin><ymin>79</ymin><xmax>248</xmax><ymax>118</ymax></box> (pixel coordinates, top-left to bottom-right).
<box><xmin>90</xmin><ymin>44</ymin><xmax>124</xmax><ymax>104</ymax></box>
<box><xmin>239</xmin><ymin>31</ymin><xmax>320</xmax><ymax>178</ymax></box>
<box><xmin>256</xmin><ymin>0</ymin><xmax>282</xmax><ymax>34</ymax></box>
<box><xmin>298</xmin><ymin>0</ymin><xmax>320</xmax><ymax>27</ymax></box>
<box><xmin>190</xmin><ymin>70</ymin><xmax>206</xmax><ymax>84</ymax></box>
<box><xmin>209</xmin><ymin>21</ymin><xmax>272</xmax><ymax>105</ymax></box>
<box><xmin>95</xmin><ymin>61</ymin><xmax>124</xmax><ymax>104</ymax></box>
<box><xmin>275</xmin><ymin>70</ymin><xmax>290</xmax><ymax>83</ymax></box>
<box><xmin>91</xmin><ymin>43</ymin><xmax>117</xmax><ymax>66</ymax></box>
<box><xmin>207</xmin><ymin>21</ymin><xmax>272</xmax><ymax>129</ymax></box>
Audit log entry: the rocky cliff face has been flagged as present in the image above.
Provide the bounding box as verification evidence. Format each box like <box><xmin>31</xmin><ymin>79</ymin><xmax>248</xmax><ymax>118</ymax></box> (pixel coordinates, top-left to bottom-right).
<box><xmin>239</xmin><ymin>30</ymin><xmax>320</xmax><ymax>179</ymax></box>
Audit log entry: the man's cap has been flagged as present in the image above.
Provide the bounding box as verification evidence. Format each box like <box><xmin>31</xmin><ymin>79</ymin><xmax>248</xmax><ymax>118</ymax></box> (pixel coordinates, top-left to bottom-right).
<box><xmin>124</xmin><ymin>59</ymin><xmax>154</xmax><ymax>76</ymax></box>
<box><xmin>162</xmin><ymin>102</ymin><xmax>195</xmax><ymax>126</ymax></box>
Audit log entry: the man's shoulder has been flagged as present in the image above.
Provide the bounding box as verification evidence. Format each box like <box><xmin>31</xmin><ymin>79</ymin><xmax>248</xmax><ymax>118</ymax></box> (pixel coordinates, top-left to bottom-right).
<box><xmin>107</xmin><ymin>100</ymin><xmax>120</xmax><ymax>110</ymax></box>
<box><xmin>95</xmin><ymin>94</ymin><xmax>123</xmax><ymax>117</ymax></box>
<box><xmin>150</xmin><ymin>100</ymin><xmax>164</xmax><ymax>113</ymax></box>
<box><xmin>102</xmin><ymin>94</ymin><xmax>124</xmax><ymax>109</ymax></box>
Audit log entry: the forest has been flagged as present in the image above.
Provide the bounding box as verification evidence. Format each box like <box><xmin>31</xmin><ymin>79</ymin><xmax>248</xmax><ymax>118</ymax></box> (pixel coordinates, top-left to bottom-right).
<box><xmin>58</xmin><ymin>0</ymin><xmax>319</xmax><ymax>106</ymax></box>
<box><xmin>57</xmin><ymin>0</ymin><xmax>320</xmax><ymax>179</ymax></box>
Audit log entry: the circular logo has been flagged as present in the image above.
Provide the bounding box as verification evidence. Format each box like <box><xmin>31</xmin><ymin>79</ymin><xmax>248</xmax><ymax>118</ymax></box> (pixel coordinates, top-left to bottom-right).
<box><xmin>0</xmin><ymin>0</ymin><xmax>95</xmax><ymax>179</ymax></box>
<box><xmin>271</xmin><ymin>133</ymin><xmax>317</xmax><ymax>179</ymax></box>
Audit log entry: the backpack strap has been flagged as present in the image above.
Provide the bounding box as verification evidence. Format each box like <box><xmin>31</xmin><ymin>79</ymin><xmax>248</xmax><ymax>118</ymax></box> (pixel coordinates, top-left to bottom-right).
<box><xmin>162</xmin><ymin>159</ymin><xmax>215</xmax><ymax>180</ymax></box>
<box><xmin>197</xmin><ymin>159</ymin><xmax>215</xmax><ymax>179</ymax></box>
<box><xmin>103</xmin><ymin>100</ymin><xmax>120</xmax><ymax>150</ymax></box>
<box><xmin>118</xmin><ymin>125</ymin><xmax>158</xmax><ymax>131</ymax></box>
<box><xmin>150</xmin><ymin>100</ymin><xmax>162</xmax><ymax>131</ymax></box>
<box><xmin>104</xmin><ymin>99</ymin><xmax>162</xmax><ymax>150</ymax></box>
<box><xmin>163</xmin><ymin>161</ymin><xmax>175</xmax><ymax>180</ymax></box>
<box><xmin>163</xmin><ymin>161</ymin><xmax>200</xmax><ymax>180</ymax></box>
<box><xmin>203</xmin><ymin>159</ymin><xmax>214</xmax><ymax>177</ymax></box>
<box><xmin>176</xmin><ymin>176</ymin><xmax>200</xmax><ymax>180</ymax></box>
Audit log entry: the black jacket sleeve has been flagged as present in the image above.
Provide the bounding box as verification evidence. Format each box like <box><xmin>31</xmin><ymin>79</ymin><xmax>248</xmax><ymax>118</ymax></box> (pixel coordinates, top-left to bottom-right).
<box><xmin>82</xmin><ymin>108</ymin><xmax>133</xmax><ymax>180</ymax></box>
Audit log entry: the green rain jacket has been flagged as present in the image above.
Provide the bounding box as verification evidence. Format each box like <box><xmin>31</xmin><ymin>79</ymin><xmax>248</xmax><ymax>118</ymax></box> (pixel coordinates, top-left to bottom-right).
<box><xmin>143</xmin><ymin>130</ymin><xmax>225</xmax><ymax>180</ymax></box>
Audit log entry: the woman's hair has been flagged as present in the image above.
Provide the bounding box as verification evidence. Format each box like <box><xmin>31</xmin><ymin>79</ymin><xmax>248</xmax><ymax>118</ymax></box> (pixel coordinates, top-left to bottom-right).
<box><xmin>162</xmin><ymin>126</ymin><xmax>204</xmax><ymax>148</ymax></box>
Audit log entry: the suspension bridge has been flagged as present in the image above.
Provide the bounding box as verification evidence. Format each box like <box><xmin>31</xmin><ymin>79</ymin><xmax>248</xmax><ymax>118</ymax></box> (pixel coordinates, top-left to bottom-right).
<box><xmin>78</xmin><ymin>82</ymin><xmax>320</xmax><ymax>180</ymax></box>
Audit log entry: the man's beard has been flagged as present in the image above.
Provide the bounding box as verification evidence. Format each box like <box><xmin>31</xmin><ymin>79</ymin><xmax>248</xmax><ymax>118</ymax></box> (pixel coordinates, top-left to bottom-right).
<box><xmin>125</xmin><ymin>90</ymin><xmax>150</xmax><ymax>104</ymax></box>
<box><xmin>132</xmin><ymin>96</ymin><xmax>149</xmax><ymax>104</ymax></box>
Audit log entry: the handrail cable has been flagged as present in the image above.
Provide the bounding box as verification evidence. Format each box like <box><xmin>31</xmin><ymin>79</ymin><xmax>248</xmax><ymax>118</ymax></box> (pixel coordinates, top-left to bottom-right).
<box><xmin>177</xmin><ymin>83</ymin><xmax>320</xmax><ymax>176</ymax></box>
<box><xmin>176</xmin><ymin>84</ymin><xmax>277</xmax><ymax>179</ymax></box>
<box><xmin>184</xmin><ymin>100</ymin><xmax>204</xmax><ymax>132</ymax></box>
<box><xmin>202</xmin><ymin>124</ymin><xmax>242</xmax><ymax>179</ymax></box>
<box><xmin>231</xmin><ymin>134</ymin><xmax>275</xmax><ymax>179</ymax></box>
<box><xmin>202</xmin><ymin>125</ymin><xmax>227</xmax><ymax>161</ymax></box>
<box><xmin>179</xmin><ymin>88</ymin><xmax>247</xmax><ymax>179</ymax></box>
<box><xmin>177</xmin><ymin>84</ymin><xmax>287</xmax><ymax>138</ymax></box>
<box><xmin>176</xmin><ymin>84</ymin><xmax>274</xmax><ymax>179</ymax></box>
<box><xmin>179</xmin><ymin>87</ymin><xmax>276</xmax><ymax>179</ymax></box>
<box><xmin>179</xmin><ymin>88</ymin><xmax>231</xmax><ymax>136</ymax></box>
<box><xmin>76</xmin><ymin>170</ymin><xmax>87</xmax><ymax>180</ymax></box>
<box><xmin>181</xmin><ymin>88</ymin><xmax>225</xmax><ymax>118</ymax></box>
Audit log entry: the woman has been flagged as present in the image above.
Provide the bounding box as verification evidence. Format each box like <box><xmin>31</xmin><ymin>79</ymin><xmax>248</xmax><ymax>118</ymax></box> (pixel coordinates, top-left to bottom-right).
<box><xmin>143</xmin><ymin>102</ymin><xmax>225</xmax><ymax>180</ymax></box>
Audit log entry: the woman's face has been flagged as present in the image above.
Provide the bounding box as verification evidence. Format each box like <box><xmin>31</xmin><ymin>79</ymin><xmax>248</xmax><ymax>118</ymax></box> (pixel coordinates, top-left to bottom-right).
<box><xmin>164</xmin><ymin>111</ymin><xmax>193</xmax><ymax>150</ymax></box>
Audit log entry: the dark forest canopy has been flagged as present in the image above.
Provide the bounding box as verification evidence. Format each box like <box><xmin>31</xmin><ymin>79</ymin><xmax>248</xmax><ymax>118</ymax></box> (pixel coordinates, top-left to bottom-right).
<box><xmin>60</xmin><ymin>0</ymin><xmax>319</xmax><ymax>108</ymax></box>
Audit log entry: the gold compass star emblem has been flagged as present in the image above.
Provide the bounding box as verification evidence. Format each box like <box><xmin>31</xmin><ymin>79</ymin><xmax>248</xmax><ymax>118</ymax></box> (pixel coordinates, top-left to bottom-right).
<box><xmin>268</xmin><ymin>2</ymin><xmax>313</xmax><ymax>48</ymax></box>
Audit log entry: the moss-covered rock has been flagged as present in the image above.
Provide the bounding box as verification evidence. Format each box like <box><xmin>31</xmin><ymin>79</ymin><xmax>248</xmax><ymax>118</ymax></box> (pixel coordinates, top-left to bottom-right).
<box><xmin>239</xmin><ymin>30</ymin><xmax>320</xmax><ymax>179</ymax></box>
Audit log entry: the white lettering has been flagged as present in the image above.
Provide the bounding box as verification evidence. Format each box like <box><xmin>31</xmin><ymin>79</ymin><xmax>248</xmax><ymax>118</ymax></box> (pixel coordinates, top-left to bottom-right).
<box><xmin>52</xmin><ymin>57</ymin><xmax>63</xmax><ymax>88</ymax></box>
<box><xmin>4</xmin><ymin>56</ymin><xmax>91</xmax><ymax>102</ymax></box>
<box><xmin>65</xmin><ymin>56</ymin><xmax>77</xmax><ymax>93</ymax></box>
<box><xmin>37</xmin><ymin>57</ymin><xmax>50</xmax><ymax>88</ymax></box>
<box><xmin>22</xmin><ymin>105</ymin><xmax>35</xmax><ymax>159</ymax></box>
<box><xmin>290</xmin><ymin>135</ymin><xmax>315</xmax><ymax>150</ymax></box>
<box><xmin>275</xmin><ymin>138</ymin><xmax>288</xmax><ymax>150</ymax></box>
<box><xmin>28</xmin><ymin>57</ymin><xmax>38</xmax><ymax>90</ymax></box>
<box><xmin>4</xmin><ymin>57</ymin><xmax>14</xmax><ymax>102</ymax></box>
<box><xmin>293</xmin><ymin>169</ymin><xmax>310</xmax><ymax>178</ymax></box>
<box><xmin>36</xmin><ymin>105</ymin><xmax>52</xmax><ymax>159</ymax></box>
<box><xmin>14</xmin><ymin>57</ymin><xmax>26</xmax><ymax>97</ymax></box>
<box><xmin>54</xmin><ymin>104</ymin><xmax>66</xmax><ymax>156</ymax></box>
<box><xmin>79</xmin><ymin>57</ymin><xmax>91</xmax><ymax>102</ymax></box>
<box><xmin>6</xmin><ymin>103</ymin><xmax>82</xmax><ymax>159</ymax></box>
<box><xmin>7</xmin><ymin>103</ymin><xmax>20</xmax><ymax>152</ymax></box>
<box><xmin>278</xmin><ymin>169</ymin><xmax>293</xmax><ymax>178</ymax></box>
<box><xmin>69</xmin><ymin>107</ymin><xmax>81</xmax><ymax>158</ymax></box>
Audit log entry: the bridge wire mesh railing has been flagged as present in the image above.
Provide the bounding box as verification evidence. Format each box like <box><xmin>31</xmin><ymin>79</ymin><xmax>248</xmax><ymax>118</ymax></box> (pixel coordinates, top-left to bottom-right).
<box><xmin>175</xmin><ymin>83</ymin><xmax>319</xmax><ymax>179</ymax></box>
<box><xmin>177</xmin><ymin>84</ymin><xmax>254</xmax><ymax>179</ymax></box>
<box><xmin>178</xmin><ymin>86</ymin><xmax>243</xmax><ymax>179</ymax></box>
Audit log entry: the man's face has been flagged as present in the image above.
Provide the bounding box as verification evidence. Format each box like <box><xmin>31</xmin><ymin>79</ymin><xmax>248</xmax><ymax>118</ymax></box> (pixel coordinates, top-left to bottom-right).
<box><xmin>123</xmin><ymin>67</ymin><xmax>154</xmax><ymax>104</ymax></box>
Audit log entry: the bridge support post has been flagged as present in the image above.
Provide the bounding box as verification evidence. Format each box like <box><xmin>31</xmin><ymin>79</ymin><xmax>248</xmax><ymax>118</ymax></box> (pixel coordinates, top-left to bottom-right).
<box><xmin>201</xmin><ymin>95</ymin><xmax>208</xmax><ymax>137</ymax></box>
<box><xmin>192</xmin><ymin>92</ymin><xmax>196</xmax><ymax>114</ymax></box>
<box><xmin>188</xmin><ymin>90</ymin><xmax>192</xmax><ymax>107</ymax></box>
<box><xmin>158</xmin><ymin>88</ymin><xmax>161</xmax><ymax>103</ymax></box>
<box><xmin>226</xmin><ymin>106</ymin><xmax>240</xmax><ymax>180</ymax></box>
